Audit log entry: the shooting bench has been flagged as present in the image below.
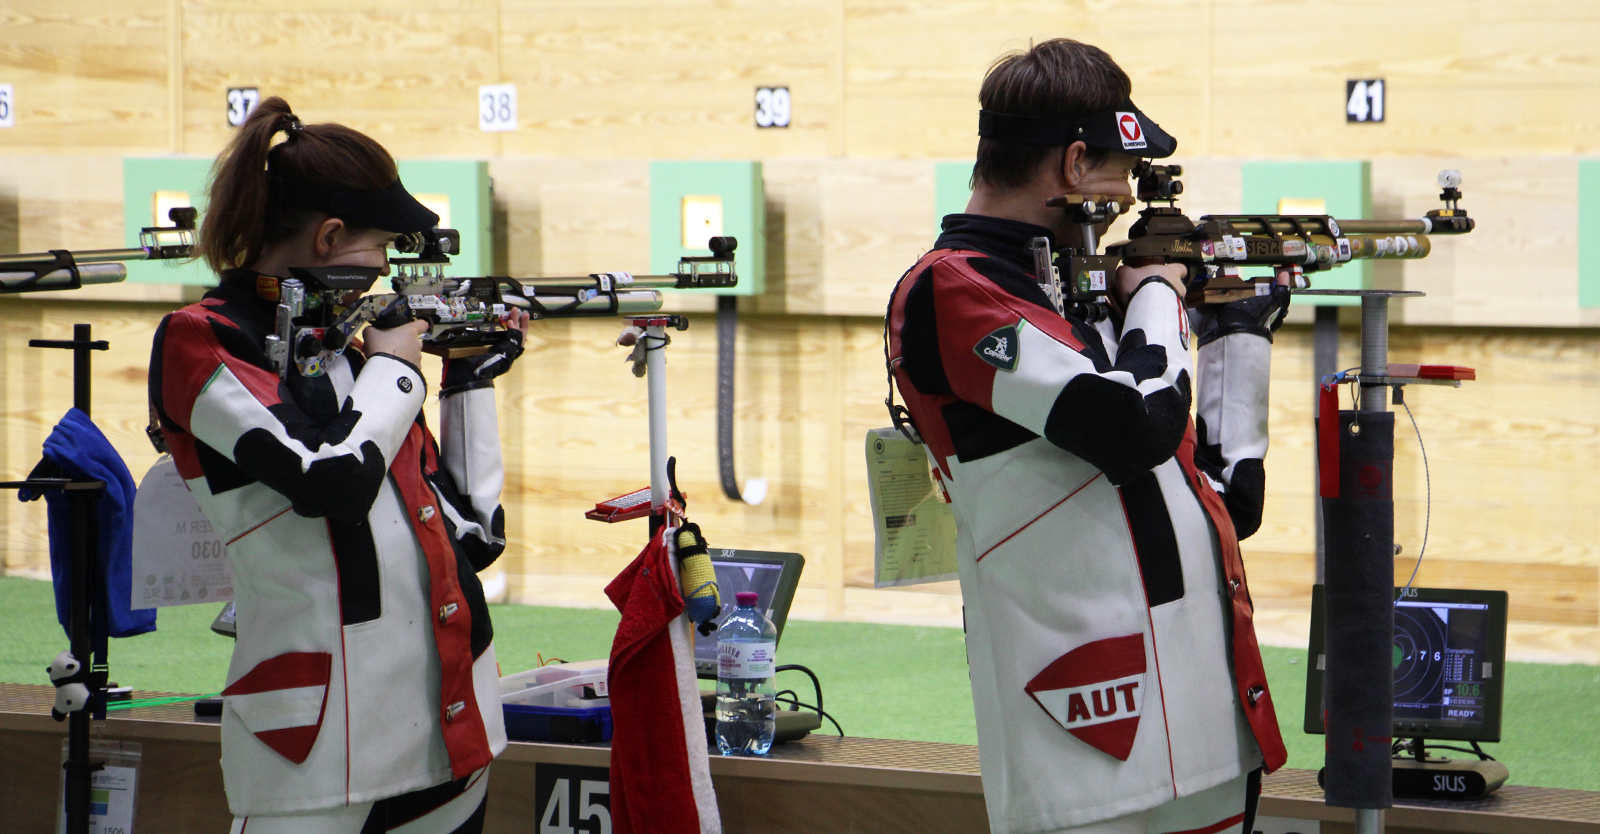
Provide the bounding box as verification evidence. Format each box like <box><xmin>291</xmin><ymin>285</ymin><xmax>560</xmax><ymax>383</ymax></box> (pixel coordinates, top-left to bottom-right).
<box><xmin>1</xmin><ymin>683</ymin><xmax>1596</xmax><ymax>834</ymax></box>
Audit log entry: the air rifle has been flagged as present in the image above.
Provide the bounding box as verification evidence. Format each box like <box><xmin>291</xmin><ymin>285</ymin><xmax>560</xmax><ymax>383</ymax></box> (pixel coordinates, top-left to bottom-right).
<box><xmin>0</xmin><ymin>208</ymin><xmax>197</xmax><ymax>294</ymax></box>
<box><xmin>265</xmin><ymin>231</ymin><xmax>738</xmax><ymax>379</ymax></box>
<box><xmin>1035</xmin><ymin>168</ymin><xmax>1474</xmax><ymax>318</ymax></box>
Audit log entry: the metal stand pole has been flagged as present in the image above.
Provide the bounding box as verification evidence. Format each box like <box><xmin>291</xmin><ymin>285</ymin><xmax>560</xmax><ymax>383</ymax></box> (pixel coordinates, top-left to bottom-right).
<box><xmin>1352</xmin><ymin>296</ymin><xmax>1392</xmax><ymax>834</ymax></box>
<box><xmin>63</xmin><ymin>492</ymin><xmax>95</xmax><ymax>834</ymax></box>
<box><xmin>646</xmin><ymin>324</ymin><xmax>669</xmax><ymax>511</ymax></box>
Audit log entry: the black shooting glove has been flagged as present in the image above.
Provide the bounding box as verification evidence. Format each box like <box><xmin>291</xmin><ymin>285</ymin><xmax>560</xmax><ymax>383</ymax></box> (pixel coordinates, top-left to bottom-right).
<box><xmin>440</xmin><ymin>329</ymin><xmax>525</xmax><ymax>395</ymax></box>
<box><xmin>1196</xmin><ymin>283</ymin><xmax>1291</xmax><ymax>347</ymax></box>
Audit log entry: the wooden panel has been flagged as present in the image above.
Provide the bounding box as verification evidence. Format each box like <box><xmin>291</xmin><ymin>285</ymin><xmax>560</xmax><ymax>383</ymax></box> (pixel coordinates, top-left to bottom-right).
<box><xmin>841</xmin><ymin>0</ymin><xmax>1213</xmax><ymax>158</ymax></box>
<box><xmin>1372</xmin><ymin>157</ymin><xmax>1580</xmax><ymax>327</ymax></box>
<box><xmin>178</xmin><ymin>3</ymin><xmax>502</xmax><ymax>160</ymax></box>
<box><xmin>0</xmin><ymin>154</ymin><xmax>125</xmax><ymax>254</ymax></box>
<box><xmin>1212</xmin><ymin>0</ymin><xmax>1600</xmax><ymax>158</ymax></box>
<box><xmin>0</xmin><ymin>1</ymin><xmax>173</xmax><ymax>153</ymax></box>
<box><xmin>497</xmin><ymin>1</ymin><xmax>839</xmax><ymax>159</ymax></box>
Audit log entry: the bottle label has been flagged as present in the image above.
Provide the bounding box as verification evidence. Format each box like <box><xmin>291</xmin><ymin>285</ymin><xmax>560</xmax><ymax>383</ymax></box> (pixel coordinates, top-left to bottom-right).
<box><xmin>718</xmin><ymin>640</ymin><xmax>776</xmax><ymax>679</ymax></box>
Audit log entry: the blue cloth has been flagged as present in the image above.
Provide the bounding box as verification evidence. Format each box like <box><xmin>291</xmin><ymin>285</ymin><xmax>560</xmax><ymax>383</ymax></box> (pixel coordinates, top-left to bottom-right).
<box><xmin>18</xmin><ymin>408</ymin><xmax>155</xmax><ymax>641</ymax></box>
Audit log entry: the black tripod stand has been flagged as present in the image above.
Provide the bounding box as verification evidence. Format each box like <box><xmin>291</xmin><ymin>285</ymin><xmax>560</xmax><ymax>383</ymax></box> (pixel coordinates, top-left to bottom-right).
<box><xmin>0</xmin><ymin>323</ymin><xmax>111</xmax><ymax>834</ymax></box>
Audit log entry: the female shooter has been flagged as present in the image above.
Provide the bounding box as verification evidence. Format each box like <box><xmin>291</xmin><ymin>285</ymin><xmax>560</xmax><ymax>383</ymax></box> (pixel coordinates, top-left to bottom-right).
<box><xmin>147</xmin><ymin>97</ymin><xmax>526</xmax><ymax>834</ymax></box>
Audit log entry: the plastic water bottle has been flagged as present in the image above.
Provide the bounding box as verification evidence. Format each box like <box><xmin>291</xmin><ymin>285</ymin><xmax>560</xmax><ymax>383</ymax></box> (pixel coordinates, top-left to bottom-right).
<box><xmin>716</xmin><ymin>591</ymin><xmax>777</xmax><ymax>756</ymax></box>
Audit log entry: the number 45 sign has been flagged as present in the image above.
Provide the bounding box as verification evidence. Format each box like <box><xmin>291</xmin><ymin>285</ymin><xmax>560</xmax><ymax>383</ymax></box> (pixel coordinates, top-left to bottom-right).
<box><xmin>536</xmin><ymin>764</ymin><xmax>611</xmax><ymax>834</ymax></box>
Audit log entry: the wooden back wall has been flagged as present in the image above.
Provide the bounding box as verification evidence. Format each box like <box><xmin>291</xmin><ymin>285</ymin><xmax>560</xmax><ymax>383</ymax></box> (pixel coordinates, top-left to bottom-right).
<box><xmin>2</xmin><ymin>0</ymin><xmax>1598</xmax><ymax>661</ymax></box>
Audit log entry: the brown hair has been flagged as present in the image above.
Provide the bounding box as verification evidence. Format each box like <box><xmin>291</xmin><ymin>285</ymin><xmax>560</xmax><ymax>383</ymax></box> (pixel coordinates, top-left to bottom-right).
<box><xmin>198</xmin><ymin>96</ymin><xmax>398</xmax><ymax>273</ymax></box>
<box><xmin>972</xmin><ymin>39</ymin><xmax>1132</xmax><ymax>191</ymax></box>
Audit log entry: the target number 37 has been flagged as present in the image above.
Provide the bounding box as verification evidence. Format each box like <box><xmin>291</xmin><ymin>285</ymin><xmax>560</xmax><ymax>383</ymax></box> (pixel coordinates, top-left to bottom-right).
<box><xmin>755</xmin><ymin>86</ymin><xmax>791</xmax><ymax>128</ymax></box>
<box><xmin>0</xmin><ymin>84</ymin><xmax>13</xmax><ymax>128</ymax></box>
<box><xmin>227</xmin><ymin>88</ymin><xmax>260</xmax><ymax>128</ymax></box>
<box><xmin>1346</xmin><ymin>79</ymin><xmax>1385</xmax><ymax>123</ymax></box>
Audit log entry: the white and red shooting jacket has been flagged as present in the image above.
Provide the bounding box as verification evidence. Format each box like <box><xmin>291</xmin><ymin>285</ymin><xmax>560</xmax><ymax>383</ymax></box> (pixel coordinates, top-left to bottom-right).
<box><xmin>887</xmin><ymin>215</ymin><xmax>1288</xmax><ymax>834</ymax></box>
<box><xmin>149</xmin><ymin>272</ymin><xmax>508</xmax><ymax>815</ymax></box>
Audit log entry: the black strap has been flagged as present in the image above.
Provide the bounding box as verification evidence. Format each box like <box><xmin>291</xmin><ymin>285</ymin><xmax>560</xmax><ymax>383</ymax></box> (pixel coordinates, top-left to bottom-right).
<box><xmin>716</xmin><ymin>295</ymin><xmax>744</xmax><ymax>501</ymax></box>
<box><xmin>883</xmin><ymin>267</ymin><xmax>923</xmax><ymax>445</ymax></box>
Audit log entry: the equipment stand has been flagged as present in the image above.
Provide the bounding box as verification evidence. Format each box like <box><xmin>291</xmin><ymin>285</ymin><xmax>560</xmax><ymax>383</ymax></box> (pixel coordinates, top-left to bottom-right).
<box><xmin>1303</xmin><ymin>291</ymin><xmax>1417</xmax><ymax>834</ymax></box>
<box><xmin>646</xmin><ymin>321</ymin><xmax>670</xmax><ymax>512</ymax></box>
<box><xmin>0</xmin><ymin>323</ymin><xmax>111</xmax><ymax>834</ymax></box>
<box><xmin>627</xmin><ymin>316</ymin><xmax>691</xmax><ymax>536</ymax></box>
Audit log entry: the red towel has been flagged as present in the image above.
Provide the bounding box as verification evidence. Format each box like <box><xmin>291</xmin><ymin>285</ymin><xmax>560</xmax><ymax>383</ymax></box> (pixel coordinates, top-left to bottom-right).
<box><xmin>606</xmin><ymin>528</ymin><xmax>722</xmax><ymax>834</ymax></box>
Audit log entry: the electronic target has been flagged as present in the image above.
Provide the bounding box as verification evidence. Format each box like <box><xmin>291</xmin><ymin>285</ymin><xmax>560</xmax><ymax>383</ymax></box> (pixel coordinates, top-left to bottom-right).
<box><xmin>1304</xmin><ymin>585</ymin><xmax>1508</xmax><ymax>742</ymax></box>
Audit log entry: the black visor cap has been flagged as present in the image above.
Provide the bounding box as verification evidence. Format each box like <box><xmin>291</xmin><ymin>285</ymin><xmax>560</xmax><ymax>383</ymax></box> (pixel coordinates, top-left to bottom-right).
<box><xmin>977</xmin><ymin>101</ymin><xmax>1176</xmax><ymax>159</ymax></box>
<box><xmin>274</xmin><ymin>177</ymin><xmax>440</xmax><ymax>235</ymax></box>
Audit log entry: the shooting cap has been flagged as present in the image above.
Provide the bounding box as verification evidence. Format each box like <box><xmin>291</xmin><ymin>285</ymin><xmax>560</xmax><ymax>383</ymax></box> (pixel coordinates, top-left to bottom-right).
<box><xmin>272</xmin><ymin>176</ymin><xmax>439</xmax><ymax>234</ymax></box>
<box><xmin>978</xmin><ymin>100</ymin><xmax>1176</xmax><ymax>158</ymax></box>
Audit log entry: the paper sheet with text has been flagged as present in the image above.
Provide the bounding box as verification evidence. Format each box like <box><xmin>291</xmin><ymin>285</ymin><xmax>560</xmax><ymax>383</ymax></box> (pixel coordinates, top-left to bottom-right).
<box><xmin>865</xmin><ymin>427</ymin><xmax>958</xmax><ymax>588</ymax></box>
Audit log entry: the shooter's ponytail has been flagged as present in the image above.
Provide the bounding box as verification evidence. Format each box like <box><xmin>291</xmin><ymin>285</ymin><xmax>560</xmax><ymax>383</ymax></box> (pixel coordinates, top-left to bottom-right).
<box><xmin>198</xmin><ymin>96</ymin><xmax>399</xmax><ymax>274</ymax></box>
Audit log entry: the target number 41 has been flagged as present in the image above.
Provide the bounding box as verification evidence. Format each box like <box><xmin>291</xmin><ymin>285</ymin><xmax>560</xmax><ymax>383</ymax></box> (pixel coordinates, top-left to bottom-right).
<box><xmin>1346</xmin><ymin>79</ymin><xmax>1385</xmax><ymax>123</ymax></box>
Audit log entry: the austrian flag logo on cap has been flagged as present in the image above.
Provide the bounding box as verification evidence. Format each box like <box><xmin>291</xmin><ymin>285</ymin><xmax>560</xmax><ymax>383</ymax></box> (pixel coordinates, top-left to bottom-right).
<box><xmin>1117</xmin><ymin>112</ymin><xmax>1147</xmax><ymax>150</ymax></box>
<box><xmin>1024</xmin><ymin>634</ymin><xmax>1148</xmax><ymax>760</ymax></box>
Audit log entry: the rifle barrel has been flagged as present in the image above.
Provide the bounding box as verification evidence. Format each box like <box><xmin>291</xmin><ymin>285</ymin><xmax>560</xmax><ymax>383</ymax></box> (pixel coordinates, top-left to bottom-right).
<box><xmin>515</xmin><ymin>274</ymin><xmax>683</xmax><ymax>290</ymax></box>
<box><xmin>1214</xmin><ymin>216</ymin><xmax>1432</xmax><ymax>237</ymax></box>
<box><xmin>0</xmin><ymin>247</ymin><xmax>164</xmax><ymax>267</ymax></box>
<box><xmin>0</xmin><ymin>262</ymin><xmax>127</xmax><ymax>292</ymax></box>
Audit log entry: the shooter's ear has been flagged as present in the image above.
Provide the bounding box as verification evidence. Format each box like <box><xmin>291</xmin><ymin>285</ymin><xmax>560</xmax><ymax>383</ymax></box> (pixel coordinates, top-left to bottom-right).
<box><xmin>1061</xmin><ymin>141</ymin><xmax>1092</xmax><ymax>190</ymax></box>
<box><xmin>313</xmin><ymin>217</ymin><xmax>346</xmax><ymax>257</ymax></box>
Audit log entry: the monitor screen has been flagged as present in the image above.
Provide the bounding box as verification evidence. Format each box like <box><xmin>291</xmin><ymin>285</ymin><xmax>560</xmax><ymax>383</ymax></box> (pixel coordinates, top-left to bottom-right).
<box><xmin>691</xmin><ymin>549</ymin><xmax>805</xmax><ymax>677</ymax></box>
<box><xmin>1304</xmin><ymin>585</ymin><xmax>1508</xmax><ymax>742</ymax></box>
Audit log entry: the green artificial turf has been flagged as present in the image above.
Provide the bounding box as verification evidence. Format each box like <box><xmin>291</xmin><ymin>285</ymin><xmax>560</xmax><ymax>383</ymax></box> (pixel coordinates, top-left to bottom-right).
<box><xmin>3</xmin><ymin>576</ymin><xmax>1596</xmax><ymax>790</ymax></box>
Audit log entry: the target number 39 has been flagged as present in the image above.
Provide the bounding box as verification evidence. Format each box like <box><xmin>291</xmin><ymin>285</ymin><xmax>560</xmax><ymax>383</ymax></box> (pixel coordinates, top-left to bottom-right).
<box><xmin>227</xmin><ymin>88</ymin><xmax>260</xmax><ymax>128</ymax></box>
<box><xmin>0</xmin><ymin>83</ymin><xmax>13</xmax><ymax>129</ymax></box>
<box><xmin>755</xmin><ymin>86</ymin><xmax>791</xmax><ymax>128</ymax></box>
<box><xmin>479</xmin><ymin>84</ymin><xmax>518</xmax><ymax>132</ymax></box>
<box><xmin>536</xmin><ymin>765</ymin><xmax>610</xmax><ymax>834</ymax></box>
<box><xmin>1346</xmin><ymin>79</ymin><xmax>1385</xmax><ymax>123</ymax></box>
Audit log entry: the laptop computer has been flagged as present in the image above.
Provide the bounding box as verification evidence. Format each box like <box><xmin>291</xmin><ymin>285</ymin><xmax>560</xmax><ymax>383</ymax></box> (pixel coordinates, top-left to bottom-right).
<box><xmin>692</xmin><ymin>549</ymin><xmax>805</xmax><ymax>679</ymax></box>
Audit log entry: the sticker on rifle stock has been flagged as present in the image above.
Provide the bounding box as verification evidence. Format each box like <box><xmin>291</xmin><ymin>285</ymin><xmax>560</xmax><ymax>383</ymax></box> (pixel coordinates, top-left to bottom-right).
<box><xmin>1084</xmin><ymin>270</ymin><xmax>1107</xmax><ymax>291</ymax></box>
<box><xmin>1337</xmin><ymin>238</ymin><xmax>1352</xmax><ymax>260</ymax></box>
<box><xmin>1281</xmin><ymin>239</ymin><xmax>1308</xmax><ymax>259</ymax></box>
<box><xmin>1116</xmin><ymin>112</ymin><xmax>1147</xmax><ymax>150</ymax></box>
<box><xmin>974</xmin><ymin>322</ymin><xmax>1023</xmax><ymax>372</ymax></box>
<box><xmin>1327</xmin><ymin>218</ymin><xmax>1342</xmax><ymax>237</ymax></box>
<box><xmin>1200</xmin><ymin>239</ymin><xmax>1215</xmax><ymax>260</ymax></box>
<box><xmin>1228</xmin><ymin>236</ymin><xmax>1247</xmax><ymax>260</ymax></box>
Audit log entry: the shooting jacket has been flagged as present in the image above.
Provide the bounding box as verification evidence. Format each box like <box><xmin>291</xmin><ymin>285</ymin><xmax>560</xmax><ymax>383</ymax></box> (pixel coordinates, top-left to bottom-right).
<box><xmin>149</xmin><ymin>271</ymin><xmax>508</xmax><ymax>816</ymax></box>
<box><xmin>887</xmin><ymin>215</ymin><xmax>1288</xmax><ymax>834</ymax></box>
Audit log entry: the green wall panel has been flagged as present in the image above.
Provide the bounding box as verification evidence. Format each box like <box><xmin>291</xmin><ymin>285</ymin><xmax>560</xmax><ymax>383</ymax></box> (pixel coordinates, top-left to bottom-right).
<box><xmin>1579</xmin><ymin>161</ymin><xmax>1600</xmax><ymax>308</ymax></box>
<box><xmin>122</xmin><ymin>156</ymin><xmax>214</xmax><ymax>285</ymax></box>
<box><xmin>395</xmin><ymin>159</ymin><xmax>492</xmax><ymax>279</ymax></box>
<box><xmin>649</xmin><ymin>160</ymin><xmax>764</xmax><ymax>296</ymax></box>
<box><xmin>934</xmin><ymin>161</ymin><xmax>974</xmax><ymax>234</ymax></box>
<box><xmin>1240</xmin><ymin>160</ymin><xmax>1371</xmax><ymax>306</ymax></box>
<box><xmin>122</xmin><ymin>157</ymin><xmax>491</xmax><ymax>285</ymax></box>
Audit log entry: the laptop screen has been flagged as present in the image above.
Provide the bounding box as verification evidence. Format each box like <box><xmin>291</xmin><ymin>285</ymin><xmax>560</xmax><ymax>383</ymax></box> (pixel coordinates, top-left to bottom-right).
<box><xmin>691</xmin><ymin>549</ymin><xmax>804</xmax><ymax>676</ymax></box>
